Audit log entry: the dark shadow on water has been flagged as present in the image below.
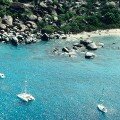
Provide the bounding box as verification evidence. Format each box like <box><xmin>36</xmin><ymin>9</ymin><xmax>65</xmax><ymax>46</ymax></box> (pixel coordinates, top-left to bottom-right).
<box><xmin>97</xmin><ymin>109</ymin><xmax>107</xmax><ymax>120</ymax></box>
<box><xmin>17</xmin><ymin>100</ymin><xmax>33</xmax><ymax>106</ymax></box>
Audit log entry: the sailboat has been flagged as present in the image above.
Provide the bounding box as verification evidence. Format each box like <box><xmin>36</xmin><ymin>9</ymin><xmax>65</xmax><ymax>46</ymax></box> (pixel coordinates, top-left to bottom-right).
<box><xmin>97</xmin><ymin>88</ymin><xmax>107</xmax><ymax>113</ymax></box>
<box><xmin>17</xmin><ymin>81</ymin><xmax>35</xmax><ymax>102</ymax></box>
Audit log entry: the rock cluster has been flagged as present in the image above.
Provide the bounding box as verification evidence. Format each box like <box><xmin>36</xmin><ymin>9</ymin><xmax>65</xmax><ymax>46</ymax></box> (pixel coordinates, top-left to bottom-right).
<box><xmin>53</xmin><ymin>39</ymin><xmax>104</xmax><ymax>59</ymax></box>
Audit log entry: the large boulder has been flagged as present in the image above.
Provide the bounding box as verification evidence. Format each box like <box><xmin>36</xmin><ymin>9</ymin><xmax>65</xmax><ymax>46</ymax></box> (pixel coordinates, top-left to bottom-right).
<box><xmin>53</xmin><ymin>16</ymin><xmax>58</xmax><ymax>21</ymax></box>
<box><xmin>26</xmin><ymin>21</ymin><xmax>37</xmax><ymax>29</ymax></box>
<box><xmin>25</xmin><ymin>37</ymin><xmax>32</xmax><ymax>44</ymax></box>
<box><xmin>86</xmin><ymin>42</ymin><xmax>98</xmax><ymax>50</ymax></box>
<box><xmin>106</xmin><ymin>1</ymin><xmax>116</xmax><ymax>7</ymax></box>
<box><xmin>80</xmin><ymin>39</ymin><xmax>97</xmax><ymax>50</ymax></box>
<box><xmin>0</xmin><ymin>23</ymin><xmax>6</xmax><ymax>30</ymax></box>
<box><xmin>39</xmin><ymin>2</ymin><xmax>47</xmax><ymax>8</ymax></box>
<box><xmin>80</xmin><ymin>39</ymin><xmax>92</xmax><ymax>46</ymax></box>
<box><xmin>18</xmin><ymin>24</ymin><xmax>26</xmax><ymax>31</ymax></box>
<box><xmin>27</xmin><ymin>14</ymin><xmax>37</xmax><ymax>21</ymax></box>
<box><xmin>60</xmin><ymin>34</ymin><xmax>67</xmax><ymax>39</ymax></box>
<box><xmin>41</xmin><ymin>33</ymin><xmax>49</xmax><ymax>41</ymax></box>
<box><xmin>62</xmin><ymin>47</ymin><xmax>69</xmax><ymax>53</ymax></box>
<box><xmin>17</xmin><ymin>35</ymin><xmax>24</xmax><ymax>42</ymax></box>
<box><xmin>37</xmin><ymin>17</ymin><xmax>42</xmax><ymax>22</ymax></box>
<box><xmin>10</xmin><ymin>36</ymin><xmax>19</xmax><ymax>46</ymax></box>
<box><xmin>85</xmin><ymin>52</ymin><xmax>95</xmax><ymax>59</ymax></box>
<box><xmin>3</xmin><ymin>15</ymin><xmax>13</xmax><ymax>26</ymax></box>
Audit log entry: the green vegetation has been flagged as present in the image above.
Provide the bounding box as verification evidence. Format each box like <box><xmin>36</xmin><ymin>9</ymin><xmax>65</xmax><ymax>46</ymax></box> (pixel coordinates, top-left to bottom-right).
<box><xmin>41</xmin><ymin>25</ymin><xmax>57</xmax><ymax>34</ymax></box>
<box><xmin>1</xmin><ymin>0</ymin><xmax>120</xmax><ymax>34</ymax></box>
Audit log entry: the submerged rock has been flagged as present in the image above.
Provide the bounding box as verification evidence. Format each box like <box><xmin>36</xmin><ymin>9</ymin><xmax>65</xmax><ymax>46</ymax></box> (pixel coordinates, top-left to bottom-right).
<box><xmin>80</xmin><ymin>39</ymin><xmax>92</xmax><ymax>46</ymax></box>
<box><xmin>53</xmin><ymin>48</ymin><xmax>59</xmax><ymax>54</ymax></box>
<box><xmin>62</xmin><ymin>47</ymin><xmax>69</xmax><ymax>53</ymax></box>
<box><xmin>80</xmin><ymin>39</ymin><xmax>97</xmax><ymax>50</ymax></box>
<box><xmin>73</xmin><ymin>46</ymin><xmax>78</xmax><ymax>50</ymax></box>
<box><xmin>97</xmin><ymin>42</ymin><xmax>104</xmax><ymax>48</ymax></box>
<box><xmin>73</xmin><ymin>43</ymin><xmax>83</xmax><ymax>48</ymax></box>
<box><xmin>86</xmin><ymin>42</ymin><xmax>98</xmax><ymax>50</ymax></box>
<box><xmin>85</xmin><ymin>52</ymin><xmax>95</xmax><ymax>59</ymax></box>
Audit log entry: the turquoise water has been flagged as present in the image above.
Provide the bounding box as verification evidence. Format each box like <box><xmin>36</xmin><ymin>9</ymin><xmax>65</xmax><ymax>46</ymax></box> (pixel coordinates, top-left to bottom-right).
<box><xmin>0</xmin><ymin>35</ymin><xmax>120</xmax><ymax>120</ymax></box>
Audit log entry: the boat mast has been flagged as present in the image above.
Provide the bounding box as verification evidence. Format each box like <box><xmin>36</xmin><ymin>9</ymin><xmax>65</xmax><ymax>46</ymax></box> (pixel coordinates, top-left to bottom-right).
<box><xmin>24</xmin><ymin>81</ymin><xmax>27</xmax><ymax>93</ymax></box>
<box><xmin>99</xmin><ymin>88</ymin><xmax>104</xmax><ymax>103</ymax></box>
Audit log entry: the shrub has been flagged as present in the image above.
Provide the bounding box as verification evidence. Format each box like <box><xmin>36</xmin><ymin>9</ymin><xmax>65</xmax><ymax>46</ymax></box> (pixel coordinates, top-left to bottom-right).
<box><xmin>41</xmin><ymin>25</ymin><xmax>57</xmax><ymax>34</ymax></box>
<box><xmin>60</xmin><ymin>24</ymin><xmax>71</xmax><ymax>34</ymax></box>
<box><xmin>0</xmin><ymin>0</ymin><xmax>12</xmax><ymax>5</ymax></box>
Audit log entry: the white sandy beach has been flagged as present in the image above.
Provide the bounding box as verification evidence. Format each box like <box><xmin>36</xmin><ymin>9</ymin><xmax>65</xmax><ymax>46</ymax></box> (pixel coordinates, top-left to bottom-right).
<box><xmin>66</xmin><ymin>29</ymin><xmax>120</xmax><ymax>41</ymax></box>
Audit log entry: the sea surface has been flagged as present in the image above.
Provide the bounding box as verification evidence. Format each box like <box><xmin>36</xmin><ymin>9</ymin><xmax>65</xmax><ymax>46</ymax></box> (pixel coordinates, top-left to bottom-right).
<box><xmin>0</xmin><ymin>35</ymin><xmax>120</xmax><ymax>120</ymax></box>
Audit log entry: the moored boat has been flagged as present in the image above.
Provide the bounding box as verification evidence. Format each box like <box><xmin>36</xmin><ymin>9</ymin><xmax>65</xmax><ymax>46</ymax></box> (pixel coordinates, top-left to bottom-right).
<box><xmin>17</xmin><ymin>81</ymin><xmax>35</xmax><ymax>102</ymax></box>
<box><xmin>0</xmin><ymin>73</ymin><xmax>5</xmax><ymax>78</ymax></box>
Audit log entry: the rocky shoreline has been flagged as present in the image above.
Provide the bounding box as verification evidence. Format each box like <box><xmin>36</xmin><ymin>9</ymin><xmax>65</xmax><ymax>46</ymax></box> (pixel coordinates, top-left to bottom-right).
<box><xmin>0</xmin><ymin>14</ymin><xmax>120</xmax><ymax>46</ymax></box>
<box><xmin>0</xmin><ymin>14</ymin><xmax>117</xmax><ymax>60</ymax></box>
<box><xmin>0</xmin><ymin>14</ymin><xmax>68</xmax><ymax>46</ymax></box>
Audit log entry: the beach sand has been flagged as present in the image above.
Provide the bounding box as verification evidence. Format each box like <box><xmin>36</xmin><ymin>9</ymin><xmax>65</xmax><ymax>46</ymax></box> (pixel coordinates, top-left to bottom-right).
<box><xmin>66</xmin><ymin>29</ymin><xmax>120</xmax><ymax>41</ymax></box>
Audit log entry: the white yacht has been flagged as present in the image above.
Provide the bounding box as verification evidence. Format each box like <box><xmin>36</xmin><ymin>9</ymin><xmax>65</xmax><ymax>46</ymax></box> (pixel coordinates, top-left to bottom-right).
<box><xmin>17</xmin><ymin>81</ymin><xmax>35</xmax><ymax>102</ymax></box>
<box><xmin>97</xmin><ymin>104</ymin><xmax>107</xmax><ymax>113</ymax></box>
<box><xmin>0</xmin><ymin>73</ymin><xmax>5</xmax><ymax>78</ymax></box>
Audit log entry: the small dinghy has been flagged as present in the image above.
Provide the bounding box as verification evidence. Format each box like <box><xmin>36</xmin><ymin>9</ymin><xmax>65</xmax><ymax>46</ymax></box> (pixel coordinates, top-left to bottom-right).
<box><xmin>0</xmin><ymin>73</ymin><xmax>5</xmax><ymax>78</ymax></box>
<box><xmin>17</xmin><ymin>81</ymin><xmax>35</xmax><ymax>102</ymax></box>
<box><xmin>97</xmin><ymin>104</ymin><xmax>107</xmax><ymax>113</ymax></box>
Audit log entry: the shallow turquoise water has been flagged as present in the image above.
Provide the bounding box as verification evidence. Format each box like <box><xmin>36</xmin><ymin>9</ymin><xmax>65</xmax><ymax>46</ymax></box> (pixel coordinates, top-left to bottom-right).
<box><xmin>0</xmin><ymin>35</ymin><xmax>120</xmax><ymax>120</ymax></box>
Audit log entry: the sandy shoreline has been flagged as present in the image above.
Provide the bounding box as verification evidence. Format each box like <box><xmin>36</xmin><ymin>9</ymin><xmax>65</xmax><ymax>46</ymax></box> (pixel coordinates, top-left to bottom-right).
<box><xmin>66</xmin><ymin>29</ymin><xmax>120</xmax><ymax>41</ymax></box>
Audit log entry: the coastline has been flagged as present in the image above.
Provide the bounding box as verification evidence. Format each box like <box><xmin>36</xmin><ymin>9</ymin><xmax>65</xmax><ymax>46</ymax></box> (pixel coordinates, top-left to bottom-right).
<box><xmin>66</xmin><ymin>29</ymin><xmax>120</xmax><ymax>41</ymax></box>
<box><xmin>1</xmin><ymin>28</ymin><xmax>120</xmax><ymax>46</ymax></box>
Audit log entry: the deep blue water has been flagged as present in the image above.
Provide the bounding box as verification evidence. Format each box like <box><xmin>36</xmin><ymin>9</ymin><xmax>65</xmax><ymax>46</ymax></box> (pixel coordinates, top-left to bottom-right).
<box><xmin>0</xmin><ymin>35</ymin><xmax>120</xmax><ymax>120</ymax></box>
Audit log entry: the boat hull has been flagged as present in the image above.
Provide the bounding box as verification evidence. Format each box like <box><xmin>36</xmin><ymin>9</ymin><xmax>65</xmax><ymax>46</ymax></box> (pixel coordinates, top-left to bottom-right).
<box><xmin>17</xmin><ymin>93</ymin><xmax>35</xmax><ymax>102</ymax></box>
<box><xmin>97</xmin><ymin>104</ymin><xmax>107</xmax><ymax>113</ymax></box>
